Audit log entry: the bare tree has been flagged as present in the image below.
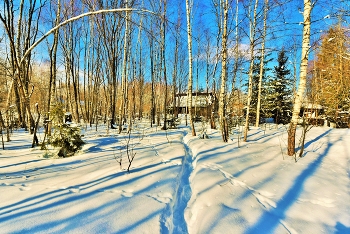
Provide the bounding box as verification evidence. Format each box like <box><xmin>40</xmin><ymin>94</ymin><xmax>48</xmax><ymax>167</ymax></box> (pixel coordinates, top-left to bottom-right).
<box><xmin>243</xmin><ymin>0</ymin><xmax>259</xmax><ymax>142</ymax></box>
<box><xmin>172</xmin><ymin>10</ymin><xmax>181</xmax><ymax>120</ymax></box>
<box><xmin>255</xmin><ymin>0</ymin><xmax>269</xmax><ymax>127</ymax></box>
<box><xmin>46</xmin><ymin>0</ymin><xmax>61</xmax><ymax>136</ymax></box>
<box><xmin>288</xmin><ymin>0</ymin><xmax>312</xmax><ymax>156</ymax></box>
<box><xmin>161</xmin><ymin>0</ymin><xmax>168</xmax><ymax>130</ymax></box>
<box><xmin>218</xmin><ymin>0</ymin><xmax>229</xmax><ymax>142</ymax></box>
<box><xmin>185</xmin><ymin>0</ymin><xmax>196</xmax><ymax>136</ymax></box>
<box><xmin>0</xmin><ymin>0</ymin><xmax>44</xmax><ymax>133</ymax></box>
<box><xmin>119</xmin><ymin>0</ymin><xmax>131</xmax><ymax>133</ymax></box>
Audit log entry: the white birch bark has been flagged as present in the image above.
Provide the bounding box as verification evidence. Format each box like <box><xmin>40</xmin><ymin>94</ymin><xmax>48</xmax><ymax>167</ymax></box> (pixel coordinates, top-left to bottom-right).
<box><xmin>119</xmin><ymin>1</ymin><xmax>130</xmax><ymax>133</ymax></box>
<box><xmin>243</xmin><ymin>0</ymin><xmax>259</xmax><ymax>142</ymax></box>
<box><xmin>185</xmin><ymin>0</ymin><xmax>196</xmax><ymax>136</ymax></box>
<box><xmin>218</xmin><ymin>0</ymin><xmax>229</xmax><ymax>142</ymax></box>
<box><xmin>255</xmin><ymin>0</ymin><xmax>269</xmax><ymax>127</ymax></box>
<box><xmin>288</xmin><ymin>0</ymin><xmax>312</xmax><ymax>156</ymax></box>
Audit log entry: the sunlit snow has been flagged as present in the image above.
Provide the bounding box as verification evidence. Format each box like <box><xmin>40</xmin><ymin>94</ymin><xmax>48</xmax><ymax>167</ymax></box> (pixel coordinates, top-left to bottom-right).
<box><xmin>0</xmin><ymin>120</ymin><xmax>349</xmax><ymax>233</ymax></box>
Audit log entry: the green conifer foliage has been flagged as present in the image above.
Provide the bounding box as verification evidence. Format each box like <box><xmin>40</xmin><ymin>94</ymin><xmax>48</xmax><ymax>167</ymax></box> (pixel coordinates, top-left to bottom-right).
<box><xmin>269</xmin><ymin>49</ymin><xmax>292</xmax><ymax>124</ymax></box>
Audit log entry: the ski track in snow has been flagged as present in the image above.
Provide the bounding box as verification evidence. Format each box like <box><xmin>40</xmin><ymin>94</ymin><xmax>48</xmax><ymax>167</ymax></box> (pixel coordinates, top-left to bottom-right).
<box><xmin>161</xmin><ymin>129</ymin><xmax>195</xmax><ymax>234</ymax></box>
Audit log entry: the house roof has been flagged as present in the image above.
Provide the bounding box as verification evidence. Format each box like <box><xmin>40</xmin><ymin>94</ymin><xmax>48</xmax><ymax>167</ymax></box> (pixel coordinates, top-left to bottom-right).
<box><xmin>171</xmin><ymin>93</ymin><xmax>214</xmax><ymax>108</ymax></box>
<box><xmin>176</xmin><ymin>92</ymin><xmax>213</xmax><ymax>97</ymax></box>
<box><xmin>302</xmin><ymin>103</ymin><xmax>323</xmax><ymax>109</ymax></box>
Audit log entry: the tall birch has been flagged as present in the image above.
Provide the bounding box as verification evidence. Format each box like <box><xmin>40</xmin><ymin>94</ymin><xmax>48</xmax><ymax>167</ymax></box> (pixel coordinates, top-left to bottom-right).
<box><xmin>218</xmin><ymin>0</ymin><xmax>229</xmax><ymax>142</ymax></box>
<box><xmin>161</xmin><ymin>0</ymin><xmax>168</xmax><ymax>130</ymax></box>
<box><xmin>288</xmin><ymin>0</ymin><xmax>312</xmax><ymax>156</ymax></box>
<box><xmin>119</xmin><ymin>0</ymin><xmax>130</xmax><ymax>133</ymax></box>
<box><xmin>185</xmin><ymin>0</ymin><xmax>196</xmax><ymax>136</ymax></box>
<box><xmin>243</xmin><ymin>0</ymin><xmax>259</xmax><ymax>142</ymax></box>
<box><xmin>255</xmin><ymin>0</ymin><xmax>269</xmax><ymax>127</ymax></box>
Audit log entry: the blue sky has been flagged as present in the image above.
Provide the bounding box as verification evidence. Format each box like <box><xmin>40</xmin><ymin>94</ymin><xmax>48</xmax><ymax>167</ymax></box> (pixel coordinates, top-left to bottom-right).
<box><xmin>0</xmin><ymin>0</ymin><xmax>348</xmax><ymax>92</ymax></box>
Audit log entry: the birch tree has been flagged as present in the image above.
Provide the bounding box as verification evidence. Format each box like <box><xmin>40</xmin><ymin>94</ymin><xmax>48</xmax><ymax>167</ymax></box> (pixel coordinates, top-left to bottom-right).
<box><xmin>288</xmin><ymin>0</ymin><xmax>312</xmax><ymax>156</ymax></box>
<box><xmin>118</xmin><ymin>0</ymin><xmax>131</xmax><ymax>133</ymax></box>
<box><xmin>229</xmin><ymin>0</ymin><xmax>241</xmax><ymax>115</ymax></box>
<box><xmin>255</xmin><ymin>0</ymin><xmax>269</xmax><ymax>127</ymax></box>
<box><xmin>172</xmin><ymin>11</ymin><xmax>181</xmax><ymax>119</ymax></box>
<box><xmin>243</xmin><ymin>0</ymin><xmax>259</xmax><ymax>142</ymax></box>
<box><xmin>161</xmin><ymin>0</ymin><xmax>168</xmax><ymax>130</ymax></box>
<box><xmin>218</xmin><ymin>0</ymin><xmax>229</xmax><ymax>142</ymax></box>
<box><xmin>185</xmin><ymin>0</ymin><xmax>196</xmax><ymax>136</ymax></box>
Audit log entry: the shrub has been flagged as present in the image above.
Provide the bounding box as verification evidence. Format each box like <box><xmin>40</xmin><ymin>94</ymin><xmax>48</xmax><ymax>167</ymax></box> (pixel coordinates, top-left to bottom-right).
<box><xmin>50</xmin><ymin>123</ymin><xmax>84</xmax><ymax>157</ymax></box>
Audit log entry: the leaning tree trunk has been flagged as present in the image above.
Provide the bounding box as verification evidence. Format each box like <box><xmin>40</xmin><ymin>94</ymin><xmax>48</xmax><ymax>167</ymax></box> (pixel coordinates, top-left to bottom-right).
<box><xmin>287</xmin><ymin>0</ymin><xmax>312</xmax><ymax>156</ymax></box>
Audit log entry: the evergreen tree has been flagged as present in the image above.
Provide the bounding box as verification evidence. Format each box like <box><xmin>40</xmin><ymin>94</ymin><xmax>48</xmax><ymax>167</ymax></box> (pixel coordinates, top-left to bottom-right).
<box><xmin>268</xmin><ymin>49</ymin><xmax>292</xmax><ymax>124</ymax></box>
<box><xmin>248</xmin><ymin>55</ymin><xmax>272</xmax><ymax>123</ymax></box>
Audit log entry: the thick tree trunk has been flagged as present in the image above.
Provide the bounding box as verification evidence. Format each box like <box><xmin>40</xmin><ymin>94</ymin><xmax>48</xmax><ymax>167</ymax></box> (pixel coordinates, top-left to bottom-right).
<box><xmin>287</xmin><ymin>0</ymin><xmax>312</xmax><ymax>156</ymax></box>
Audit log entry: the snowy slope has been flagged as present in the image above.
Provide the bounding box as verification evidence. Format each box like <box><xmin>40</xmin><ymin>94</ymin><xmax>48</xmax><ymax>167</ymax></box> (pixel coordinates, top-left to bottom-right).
<box><xmin>0</xmin><ymin>125</ymin><xmax>349</xmax><ymax>233</ymax></box>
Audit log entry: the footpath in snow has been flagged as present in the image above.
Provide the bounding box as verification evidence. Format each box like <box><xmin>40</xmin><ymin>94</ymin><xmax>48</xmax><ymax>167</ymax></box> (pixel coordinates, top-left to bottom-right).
<box><xmin>169</xmin><ymin>131</ymin><xmax>195</xmax><ymax>233</ymax></box>
<box><xmin>0</xmin><ymin>125</ymin><xmax>349</xmax><ymax>233</ymax></box>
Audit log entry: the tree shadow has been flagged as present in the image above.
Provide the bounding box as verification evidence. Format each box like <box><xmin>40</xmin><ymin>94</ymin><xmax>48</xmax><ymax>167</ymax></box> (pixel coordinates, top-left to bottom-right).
<box><xmin>245</xmin><ymin>135</ymin><xmax>335</xmax><ymax>234</ymax></box>
<box><xmin>295</xmin><ymin>129</ymin><xmax>332</xmax><ymax>153</ymax></box>
<box><xmin>335</xmin><ymin>222</ymin><xmax>350</xmax><ymax>234</ymax></box>
<box><xmin>0</xmin><ymin>160</ymin><xmax>180</xmax><ymax>233</ymax></box>
<box><xmin>0</xmin><ymin>159</ymin><xmax>43</xmax><ymax>169</ymax></box>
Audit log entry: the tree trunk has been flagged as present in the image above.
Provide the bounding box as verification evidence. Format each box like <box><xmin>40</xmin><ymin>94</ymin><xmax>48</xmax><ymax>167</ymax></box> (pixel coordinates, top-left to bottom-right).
<box><xmin>218</xmin><ymin>0</ymin><xmax>229</xmax><ymax>142</ymax></box>
<box><xmin>47</xmin><ymin>0</ymin><xmax>61</xmax><ymax>136</ymax></box>
<box><xmin>119</xmin><ymin>1</ymin><xmax>130</xmax><ymax>133</ymax></box>
<box><xmin>229</xmin><ymin>0</ymin><xmax>240</xmax><ymax>115</ymax></box>
<box><xmin>185</xmin><ymin>0</ymin><xmax>196</xmax><ymax>136</ymax></box>
<box><xmin>31</xmin><ymin>104</ymin><xmax>40</xmax><ymax>148</ymax></box>
<box><xmin>0</xmin><ymin>111</ymin><xmax>5</xmax><ymax>149</ymax></box>
<box><xmin>161</xmin><ymin>1</ymin><xmax>168</xmax><ymax>130</ymax></box>
<box><xmin>255</xmin><ymin>0</ymin><xmax>269</xmax><ymax>127</ymax></box>
<box><xmin>287</xmin><ymin>0</ymin><xmax>312</xmax><ymax>156</ymax></box>
<box><xmin>150</xmin><ymin>41</ymin><xmax>155</xmax><ymax>126</ymax></box>
<box><xmin>244</xmin><ymin>0</ymin><xmax>259</xmax><ymax>142</ymax></box>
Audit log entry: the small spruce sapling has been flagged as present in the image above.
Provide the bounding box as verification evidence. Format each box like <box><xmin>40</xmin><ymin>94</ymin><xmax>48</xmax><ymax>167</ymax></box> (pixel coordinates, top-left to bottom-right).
<box><xmin>49</xmin><ymin>104</ymin><xmax>84</xmax><ymax>157</ymax></box>
<box><xmin>198</xmin><ymin>117</ymin><xmax>209</xmax><ymax>139</ymax></box>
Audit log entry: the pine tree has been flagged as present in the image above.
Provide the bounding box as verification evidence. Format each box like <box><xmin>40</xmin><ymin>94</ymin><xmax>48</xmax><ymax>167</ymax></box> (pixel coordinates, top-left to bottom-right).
<box><xmin>247</xmin><ymin>55</ymin><xmax>271</xmax><ymax>123</ymax></box>
<box><xmin>269</xmin><ymin>49</ymin><xmax>292</xmax><ymax>124</ymax></box>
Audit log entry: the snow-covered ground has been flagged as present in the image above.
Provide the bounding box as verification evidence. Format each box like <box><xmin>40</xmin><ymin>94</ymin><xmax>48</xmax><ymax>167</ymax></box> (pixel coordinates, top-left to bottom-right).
<box><xmin>0</xmin><ymin>122</ymin><xmax>349</xmax><ymax>233</ymax></box>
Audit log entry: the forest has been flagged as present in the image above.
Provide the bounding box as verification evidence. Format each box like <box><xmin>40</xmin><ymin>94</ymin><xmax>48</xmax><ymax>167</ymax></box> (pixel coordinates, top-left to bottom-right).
<box><xmin>0</xmin><ymin>0</ymin><xmax>349</xmax><ymax>155</ymax></box>
<box><xmin>1</xmin><ymin>1</ymin><xmax>350</xmax><ymax>233</ymax></box>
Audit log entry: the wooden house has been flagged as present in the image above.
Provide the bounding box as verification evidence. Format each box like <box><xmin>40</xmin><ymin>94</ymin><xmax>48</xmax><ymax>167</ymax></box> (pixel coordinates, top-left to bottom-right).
<box><xmin>169</xmin><ymin>92</ymin><xmax>218</xmax><ymax>118</ymax></box>
<box><xmin>300</xmin><ymin>103</ymin><xmax>325</xmax><ymax>126</ymax></box>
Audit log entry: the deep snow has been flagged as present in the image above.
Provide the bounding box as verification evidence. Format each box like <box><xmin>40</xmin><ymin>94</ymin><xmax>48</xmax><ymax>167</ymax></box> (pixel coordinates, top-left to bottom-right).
<box><xmin>0</xmin><ymin>122</ymin><xmax>349</xmax><ymax>234</ymax></box>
